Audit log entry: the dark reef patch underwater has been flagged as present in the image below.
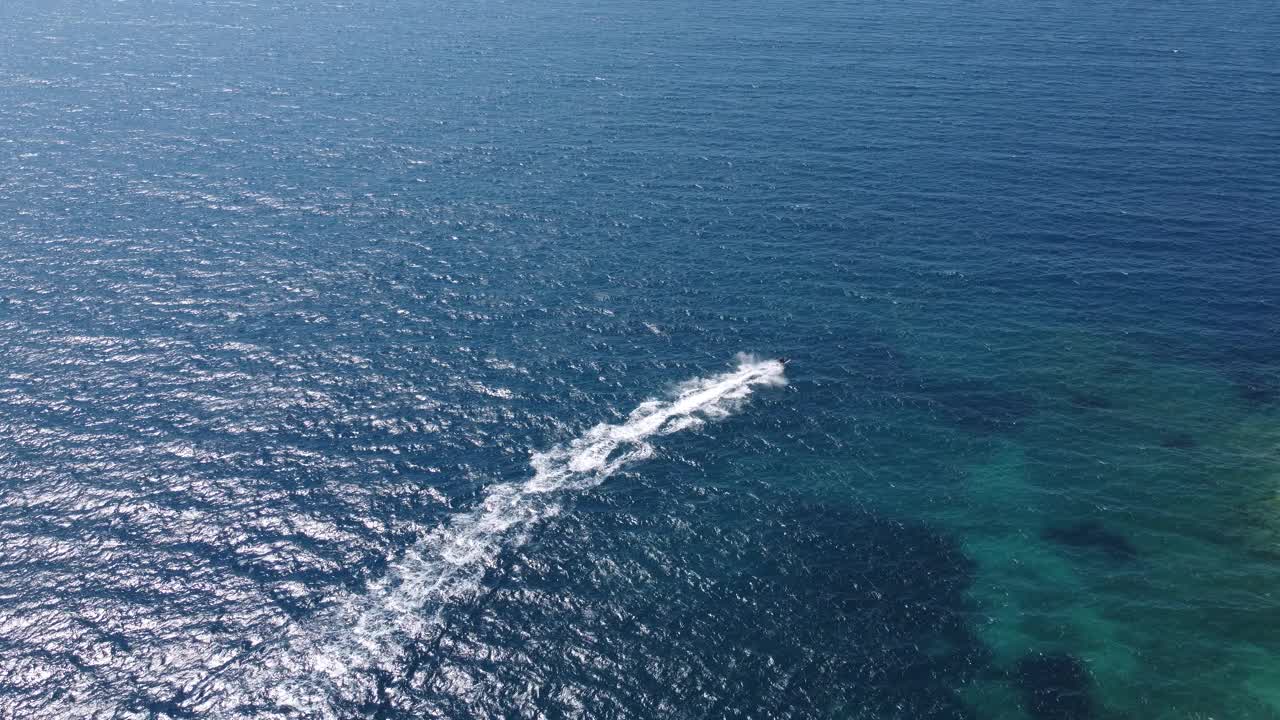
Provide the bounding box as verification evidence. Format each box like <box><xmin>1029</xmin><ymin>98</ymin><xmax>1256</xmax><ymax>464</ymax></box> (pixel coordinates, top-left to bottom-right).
<box><xmin>393</xmin><ymin>495</ymin><xmax>991</xmax><ymax>719</ymax></box>
<box><xmin>1</xmin><ymin>0</ymin><xmax>1279</xmax><ymax>718</ymax></box>
<box><xmin>1011</xmin><ymin>653</ymin><xmax>1098</xmax><ymax>720</ymax></box>
<box><xmin>1041</xmin><ymin>521</ymin><xmax>1138</xmax><ymax>562</ymax></box>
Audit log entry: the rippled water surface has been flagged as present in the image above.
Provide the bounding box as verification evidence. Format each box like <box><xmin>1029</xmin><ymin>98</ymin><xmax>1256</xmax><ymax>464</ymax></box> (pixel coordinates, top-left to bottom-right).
<box><xmin>1</xmin><ymin>0</ymin><xmax>1278</xmax><ymax>718</ymax></box>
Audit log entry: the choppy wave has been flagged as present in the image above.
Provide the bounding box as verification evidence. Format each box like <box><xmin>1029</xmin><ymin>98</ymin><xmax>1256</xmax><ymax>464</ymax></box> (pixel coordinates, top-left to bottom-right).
<box><xmin>203</xmin><ymin>355</ymin><xmax>786</xmax><ymax>717</ymax></box>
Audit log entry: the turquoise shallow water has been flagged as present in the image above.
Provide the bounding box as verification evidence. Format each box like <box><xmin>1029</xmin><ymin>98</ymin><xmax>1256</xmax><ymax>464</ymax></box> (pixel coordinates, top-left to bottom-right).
<box><xmin>1</xmin><ymin>0</ymin><xmax>1278</xmax><ymax>718</ymax></box>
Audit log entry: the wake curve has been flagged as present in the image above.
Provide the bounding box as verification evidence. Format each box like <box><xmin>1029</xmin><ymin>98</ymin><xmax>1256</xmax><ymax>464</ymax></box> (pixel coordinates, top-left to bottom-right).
<box><xmin>207</xmin><ymin>355</ymin><xmax>786</xmax><ymax>717</ymax></box>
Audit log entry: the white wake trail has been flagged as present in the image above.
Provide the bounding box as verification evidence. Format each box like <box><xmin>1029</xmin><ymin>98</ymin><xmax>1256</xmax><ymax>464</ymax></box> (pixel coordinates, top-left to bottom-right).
<box><xmin>208</xmin><ymin>355</ymin><xmax>786</xmax><ymax>717</ymax></box>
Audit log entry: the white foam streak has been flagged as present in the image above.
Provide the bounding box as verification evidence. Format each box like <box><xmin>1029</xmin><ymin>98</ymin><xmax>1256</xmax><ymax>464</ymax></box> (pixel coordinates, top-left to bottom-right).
<box><xmin>214</xmin><ymin>355</ymin><xmax>785</xmax><ymax>717</ymax></box>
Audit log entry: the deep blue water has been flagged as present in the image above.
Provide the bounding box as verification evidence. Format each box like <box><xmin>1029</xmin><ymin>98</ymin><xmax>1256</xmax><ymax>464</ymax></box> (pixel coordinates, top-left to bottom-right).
<box><xmin>2</xmin><ymin>0</ymin><xmax>1278</xmax><ymax>718</ymax></box>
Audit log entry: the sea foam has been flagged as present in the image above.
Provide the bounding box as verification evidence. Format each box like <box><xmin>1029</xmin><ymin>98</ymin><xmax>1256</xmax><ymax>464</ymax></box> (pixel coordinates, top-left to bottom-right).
<box><xmin>205</xmin><ymin>355</ymin><xmax>786</xmax><ymax>717</ymax></box>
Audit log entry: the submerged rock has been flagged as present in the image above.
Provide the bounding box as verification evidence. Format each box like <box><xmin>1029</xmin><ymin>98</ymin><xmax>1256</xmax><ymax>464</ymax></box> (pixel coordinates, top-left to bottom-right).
<box><xmin>1042</xmin><ymin>520</ymin><xmax>1137</xmax><ymax>561</ymax></box>
<box><xmin>1012</xmin><ymin>652</ymin><xmax>1097</xmax><ymax>720</ymax></box>
<box><xmin>1067</xmin><ymin>392</ymin><xmax>1114</xmax><ymax>410</ymax></box>
<box><xmin>1158</xmin><ymin>432</ymin><xmax>1197</xmax><ymax>450</ymax></box>
<box><xmin>922</xmin><ymin>377</ymin><xmax>1038</xmax><ymax>433</ymax></box>
<box><xmin>1236</xmin><ymin>377</ymin><xmax>1277</xmax><ymax>405</ymax></box>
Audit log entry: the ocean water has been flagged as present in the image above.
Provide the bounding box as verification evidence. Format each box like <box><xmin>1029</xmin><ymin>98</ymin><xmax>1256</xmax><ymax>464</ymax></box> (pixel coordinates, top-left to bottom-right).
<box><xmin>1</xmin><ymin>0</ymin><xmax>1278</xmax><ymax>718</ymax></box>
